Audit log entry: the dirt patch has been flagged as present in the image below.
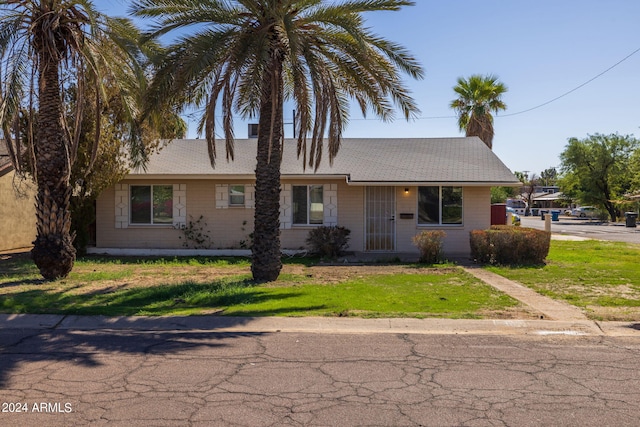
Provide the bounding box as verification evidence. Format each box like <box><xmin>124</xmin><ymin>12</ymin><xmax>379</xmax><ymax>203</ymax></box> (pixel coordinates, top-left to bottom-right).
<box><xmin>282</xmin><ymin>264</ymin><xmax>459</xmax><ymax>284</ymax></box>
<box><xmin>586</xmin><ymin>306</ymin><xmax>640</xmax><ymax>322</ymax></box>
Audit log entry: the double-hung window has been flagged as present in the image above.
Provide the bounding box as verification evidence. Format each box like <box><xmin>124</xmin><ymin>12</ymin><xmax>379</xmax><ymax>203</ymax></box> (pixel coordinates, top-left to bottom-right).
<box><xmin>130</xmin><ymin>185</ymin><xmax>173</xmax><ymax>224</ymax></box>
<box><xmin>417</xmin><ymin>186</ymin><xmax>463</xmax><ymax>225</ymax></box>
<box><xmin>293</xmin><ymin>185</ymin><xmax>323</xmax><ymax>225</ymax></box>
<box><xmin>229</xmin><ymin>185</ymin><xmax>245</xmax><ymax>206</ymax></box>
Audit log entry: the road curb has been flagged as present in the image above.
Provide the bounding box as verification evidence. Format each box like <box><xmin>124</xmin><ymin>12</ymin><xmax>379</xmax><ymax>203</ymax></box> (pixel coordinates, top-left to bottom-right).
<box><xmin>2</xmin><ymin>314</ymin><xmax>638</xmax><ymax>336</ymax></box>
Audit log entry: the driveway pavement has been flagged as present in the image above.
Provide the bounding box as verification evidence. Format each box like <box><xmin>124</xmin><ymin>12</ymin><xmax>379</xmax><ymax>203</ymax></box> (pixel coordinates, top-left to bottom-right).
<box><xmin>521</xmin><ymin>216</ymin><xmax>640</xmax><ymax>244</ymax></box>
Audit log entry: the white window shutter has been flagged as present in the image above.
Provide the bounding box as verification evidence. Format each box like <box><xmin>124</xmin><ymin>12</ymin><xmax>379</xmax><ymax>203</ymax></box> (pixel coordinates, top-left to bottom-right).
<box><xmin>173</xmin><ymin>184</ymin><xmax>187</xmax><ymax>228</ymax></box>
<box><xmin>279</xmin><ymin>183</ymin><xmax>292</xmax><ymax>229</ymax></box>
<box><xmin>216</xmin><ymin>184</ymin><xmax>229</xmax><ymax>209</ymax></box>
<box><xmin>245</xmin><ymin>184</ymin><xmax>255</xmax><ymax>209</ymax></box>
<box><xmin>114</xmin><ymin>183</ymin><xmax>129</xmax><ymax>228</ymax></box>
<box><xmin>323</xmin><ymin>184</ymin><xmax>338</xmax><ymax>226</ymax></box>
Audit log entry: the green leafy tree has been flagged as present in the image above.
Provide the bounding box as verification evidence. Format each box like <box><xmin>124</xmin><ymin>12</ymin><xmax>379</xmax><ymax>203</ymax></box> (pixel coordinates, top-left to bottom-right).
<box><xmin>450</xmin><ymin>74</ymin><xmax>507</xmax><ymax>149</ymax></box>
<box><xmin>559</xmin><ymin>133</ymin><xmax>639</xmax><ymax>221</ymax></box>
<box><xmin>629</xmin><ymin>149</ymin><xmax>640</xmax><ymax>198</ymax></box>
<box><xmin>67</xmin><ymin>75</ymin><xmax>186</xmax><ymax>254</ymax></box>
<box><xmin>133</xmin><ymin>0</ymin><xmax>423</xmax><ymax>282</ymax></box>
<box><xmin>0</xmin><ymin>1</ymin><xmax>152</xmax><ymax>279</ymax></box>
<box><xmin>490</xmin><ymin>186</ymin><xmax>517</xmax><ymax>204</ymax></box>
<box><xmin>0</xmin><ymin>1</ymin><xmax>160</xmax><ymax>280</ymax></box>
<box><xmin>515</xmin><ymin>171</ymin><xmax>538</xmax><ymax>216</ymax></box>
<box><xmin>539</xmin><ymin>167</ymin><xmax>558</xmax><ymax>186</ymax></box>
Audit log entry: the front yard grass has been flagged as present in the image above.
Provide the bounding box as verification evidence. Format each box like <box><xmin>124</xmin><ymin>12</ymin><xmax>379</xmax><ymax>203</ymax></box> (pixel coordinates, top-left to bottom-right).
<box><xmin>0</xmin><ymin>254</ymin><xmax>526</xmax><ymax>319</ymax></box>
<box><xmin>487</xmin><ymin>240</ymin><xmax>640</xmax><ymax>321</ymax></box>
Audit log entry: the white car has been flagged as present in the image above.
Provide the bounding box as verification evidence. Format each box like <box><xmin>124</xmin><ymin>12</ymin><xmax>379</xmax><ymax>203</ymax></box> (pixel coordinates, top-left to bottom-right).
<box><xmin>506</xmin><ymin>207</ymin><xmax>521</xmax><ymax>225</ymax></box>
<box><xmin>571</xmin><ymin>206</ymin><xmax>599</xmax><ymax>218</ymax></box>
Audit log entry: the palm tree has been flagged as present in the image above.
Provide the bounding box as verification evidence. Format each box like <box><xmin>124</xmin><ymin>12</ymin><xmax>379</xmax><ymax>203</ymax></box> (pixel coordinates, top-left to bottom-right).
<box><xmin>0</xmin><ymin>1</ymin><xmax>147</xmax><ymax>279</ymax></box>
<box><xmin>450</xmin><ymin>74</ymin><xmax>507</xmax><ymax>149</ymax></box>
<box><xmin>132</xmin><ymin>0</ymin><xmax>424</xmax><ymax>282</ymax></box>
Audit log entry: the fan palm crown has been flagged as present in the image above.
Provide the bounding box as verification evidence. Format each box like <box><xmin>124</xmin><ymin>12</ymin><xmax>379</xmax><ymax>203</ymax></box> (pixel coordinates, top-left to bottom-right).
<box><xmin>450</xmin><ymin>74</ymin><xmax>507</xmax><ymax>149</ymax></box>
<box><xmin>132</xmin><ymin>0</ymin><xmax>424</xmax><ymax>281</ymax></box>
<box><xmin>0</xmin><ymin>0</ymin><xmax>148</xmax><ymax>279</ymax></box>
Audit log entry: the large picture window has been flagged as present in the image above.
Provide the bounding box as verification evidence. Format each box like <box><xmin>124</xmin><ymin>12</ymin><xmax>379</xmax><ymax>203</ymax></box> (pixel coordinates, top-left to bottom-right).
<box><xmin>293</xmin><ymin>185</ymin><xmax>323</xmax><ymax>225</ymax></box>
<box><xmin>130</xmin><ymin>185</ymin><xmax>173</xmax><ymax>224</ymax></box>
<box><xmin>418</xmin><ymin>186</ymin><xmax>462</xmax><ymax>225</ymax></box>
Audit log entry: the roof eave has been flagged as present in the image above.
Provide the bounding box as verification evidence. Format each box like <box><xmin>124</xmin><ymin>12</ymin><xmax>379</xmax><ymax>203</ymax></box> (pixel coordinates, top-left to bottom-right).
<box><xmin>346</xmin><ymin>180</ymin><xmax>522</xmax><ymax>187</ymax></box>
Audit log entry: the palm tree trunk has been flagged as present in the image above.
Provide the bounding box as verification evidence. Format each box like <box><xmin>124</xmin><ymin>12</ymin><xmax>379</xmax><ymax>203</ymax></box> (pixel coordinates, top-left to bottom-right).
<box><xmin>31</xmin><ymin>52</ymin><xmax>76</xmax><ymax>280</ymax></box>
<box><xmin>251</xmin><ymin>55</ymin><xmax>284</xmax><ymax>282</ymax></box>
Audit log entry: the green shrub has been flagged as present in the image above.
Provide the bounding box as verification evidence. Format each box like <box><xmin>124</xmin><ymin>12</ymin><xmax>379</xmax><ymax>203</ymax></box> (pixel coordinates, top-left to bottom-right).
<box><xmin>470</xmin><ymin>226</ymin><xmax>550</xmax><ymax>265</ymax></box>
<box><xmin>412</xmin><ymin>230</ymin><xmax>446</xmax><ymax>264</ymax></box>
<box><xmin>178</xmin><ymin>215</ymin><xmax>213</xmax><ymax>249</ymax></box>
<box><xmin>306</xmin><ymin>226</ymin><xmax>351</xmax><ymax>258</ymax></box>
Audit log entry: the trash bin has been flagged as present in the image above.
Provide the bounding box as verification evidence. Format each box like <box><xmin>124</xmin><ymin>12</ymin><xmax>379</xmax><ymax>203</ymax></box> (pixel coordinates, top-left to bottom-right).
<box><xmin>625</xmin><ymin>212</ymin><xmax>638</xmax><ymax>228</ymax></box>
<box><xmin>540</xmin><ymin>210</ymin><xmax>547</xmax><ymax>220</ymax></box>
<box><xmin>551</xmin><ymin>210</ymin><xmax>560</xmax><ymax>222</ymax></box>
<box><xmin>531</xmin><ymin>208</ymin><xmax>539</xmax><ymax>217</ymax></box>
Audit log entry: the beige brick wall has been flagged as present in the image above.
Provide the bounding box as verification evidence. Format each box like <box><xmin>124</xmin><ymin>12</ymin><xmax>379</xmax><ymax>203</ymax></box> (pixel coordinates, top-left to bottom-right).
<box><xmin>96</xmin><ymin>179</ymin><xmax>490</xmax><ymax>256</ymax></box>
<box><xmin>0</xmin><ymin>171</ymin><xmax>36</xmax><ymax>251</ymax></box>
<box><xmin>97</xmin><ymin>179</ymin><xmax>255</xmax><ymax>249</ymax></box>
<box><xmin>395</xmin><ymin>186</ymin><xmax>490</xmax><ymax>255</ymax></box>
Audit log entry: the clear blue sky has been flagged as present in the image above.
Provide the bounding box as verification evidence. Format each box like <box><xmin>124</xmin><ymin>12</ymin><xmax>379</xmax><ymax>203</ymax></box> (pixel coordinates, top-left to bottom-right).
<box><xmin>103</xmin><ymin>1</ymin><xmax>640</xmax><ymax>175</ymax></box>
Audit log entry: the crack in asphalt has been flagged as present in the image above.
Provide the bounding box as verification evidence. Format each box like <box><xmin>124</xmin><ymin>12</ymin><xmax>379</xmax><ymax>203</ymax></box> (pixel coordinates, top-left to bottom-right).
<box><xmin>0</xmin><ymin>331</ymin><xmax>639</xmax><ymax>426</ymax></box>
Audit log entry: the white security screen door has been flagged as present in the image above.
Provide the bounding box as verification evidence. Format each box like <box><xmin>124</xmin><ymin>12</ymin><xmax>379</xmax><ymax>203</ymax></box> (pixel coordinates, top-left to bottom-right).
<box><xmin>365</xmin><ymin>187</ymin><xmax>396</xmax><ymax>251</ymax></box>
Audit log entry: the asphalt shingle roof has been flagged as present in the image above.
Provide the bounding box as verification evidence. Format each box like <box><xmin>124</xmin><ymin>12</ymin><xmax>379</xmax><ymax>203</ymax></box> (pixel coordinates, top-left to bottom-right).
<box><xmin>131</xmin><ymin>137</ymin><xmax>519</xmax><ymax>185</ymax></box>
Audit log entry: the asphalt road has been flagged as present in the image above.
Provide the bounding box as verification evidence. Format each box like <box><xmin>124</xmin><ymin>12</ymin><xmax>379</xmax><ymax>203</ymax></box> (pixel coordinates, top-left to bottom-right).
<box><xmin>1</xmin><ymin>327</ymin><xmax>640</xmax><ymax>426</ymax></box>
<box><xmin>521</xmin><ymin>216</ymin><xmax>640</xmax><ymax>244</ymax></box>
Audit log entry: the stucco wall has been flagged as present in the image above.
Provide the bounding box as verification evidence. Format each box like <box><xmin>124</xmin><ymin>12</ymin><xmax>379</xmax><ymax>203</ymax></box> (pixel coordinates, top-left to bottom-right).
<box><xmin>0</xmin><ymin>171</ymin><xmax>36</xmax><ymax>251</ymax></box>
<box><xmin>96</xmin><ymin>180</ymin><xmax>491</xmax><ymax>256</ymax></box>
<box><xmin>395</xmin><ymin>186</ymin><xmax>490</xmax><ymax>255</ymax></box>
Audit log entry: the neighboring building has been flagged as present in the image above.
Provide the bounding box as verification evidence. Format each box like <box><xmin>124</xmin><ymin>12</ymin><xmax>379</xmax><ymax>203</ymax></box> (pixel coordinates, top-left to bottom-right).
<box><xmin>93</xmin><ymin>137</ymin><xmax>520</xmax><ymax>258</ymax></box>
<box><xmin>0</xmin><ymin>145</ymin><xmax>36</xmax><ymax>252</ymax></box>
<box><xmin>532</xmin><ymin>191</ymin><xmax>568</xmax><ymax>211</ymax></box>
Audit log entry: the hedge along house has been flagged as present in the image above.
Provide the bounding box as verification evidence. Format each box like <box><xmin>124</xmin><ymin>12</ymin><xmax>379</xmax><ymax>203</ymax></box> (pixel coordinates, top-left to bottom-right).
<box><xmin>93</xmin><ymin>137</ymin><xmax>520</xmax><ymax>258</ymax></box>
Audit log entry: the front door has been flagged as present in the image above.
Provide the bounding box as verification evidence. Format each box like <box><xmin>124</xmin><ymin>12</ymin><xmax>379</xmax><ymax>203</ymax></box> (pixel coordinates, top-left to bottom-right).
<box><xmin>365</xmin><ymin>186</ymin><xmax>396</xmax><ymax>251</ymax></box>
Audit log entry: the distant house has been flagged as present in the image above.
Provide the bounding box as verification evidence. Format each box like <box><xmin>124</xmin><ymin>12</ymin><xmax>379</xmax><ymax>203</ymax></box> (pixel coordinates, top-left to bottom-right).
<box><xmin>93</xmin><ymin>137</ymin><xmax>520</xmax><ymax>258</ymax></box>
<box><xmin>0</xmin><ymin>145</ymin><xmax>36</xmax><ymax>252</ymax></box>
<box><xmin>532</xmin><ymin>191</ymin><xmax>568</xmax><ymax>211</ymax></box>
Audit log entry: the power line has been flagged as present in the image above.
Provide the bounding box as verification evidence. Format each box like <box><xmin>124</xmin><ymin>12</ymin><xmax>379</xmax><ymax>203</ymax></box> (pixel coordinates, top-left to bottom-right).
<box><xmin>346</xmin><ymin>45</ymin><xmax>640</xmax><ymax>121</ymax></box>
<box><xmin>500</xmin><ymin>45</ymin><xmax>640</xmax><ymax>117</ymax></box>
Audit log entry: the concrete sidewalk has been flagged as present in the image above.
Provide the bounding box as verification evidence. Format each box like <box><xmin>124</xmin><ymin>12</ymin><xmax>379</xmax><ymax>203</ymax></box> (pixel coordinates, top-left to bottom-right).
<box><xmin>1</xmin><ymin>313</ymin><xmax>638</xmax><ymax>337</ymax></box>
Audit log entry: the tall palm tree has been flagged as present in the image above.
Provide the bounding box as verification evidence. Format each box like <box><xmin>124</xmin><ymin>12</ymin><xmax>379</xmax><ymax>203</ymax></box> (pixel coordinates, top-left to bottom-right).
<box><xmin>450</xmin><ymin>74</ymin><xmax>507</xmax><ymax>149</ymax></box>
<box><xmin>133</xmin><ymin>0</ymin><xmax>424</xmax><ymax>282</ymax></box>
<box><xmin>0</xmin><ymin>1</ymin><xmax>147</xmax><ymax>279</ymax></box>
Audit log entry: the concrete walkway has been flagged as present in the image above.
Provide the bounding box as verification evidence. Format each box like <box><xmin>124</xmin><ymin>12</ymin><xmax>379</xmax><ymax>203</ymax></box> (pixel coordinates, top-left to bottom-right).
<box><xmin>462</xmin><ymin>266</ymin><xmax>589</xmax><ymax>321</ymax></box>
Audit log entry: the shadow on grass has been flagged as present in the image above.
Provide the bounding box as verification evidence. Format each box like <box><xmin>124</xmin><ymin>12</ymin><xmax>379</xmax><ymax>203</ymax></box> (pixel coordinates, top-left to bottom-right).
<box><xmin>0</xmin><ymin>251</ymin><xmax>38</xmax><ymax>278</ymax></box>
<box><xmin>0</xmin><ymin>278</ymin><xmax>306</xmax><ymax>317</ymax></box>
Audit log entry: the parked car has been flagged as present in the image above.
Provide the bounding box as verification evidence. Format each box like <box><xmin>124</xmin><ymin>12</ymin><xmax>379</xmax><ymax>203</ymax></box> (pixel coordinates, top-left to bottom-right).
<box><xmin>506</xmin><ymin>207</ymin><xmax>521</xmax><ymax>225</ymax></box>
<box><xmin>571</xmin><ymin>206</ymin><xmax>599</xmax><ymax>218</ymax></box>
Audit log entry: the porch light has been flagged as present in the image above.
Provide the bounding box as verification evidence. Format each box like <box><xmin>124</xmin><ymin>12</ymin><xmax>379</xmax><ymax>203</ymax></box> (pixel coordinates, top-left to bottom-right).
<box><xmin>404</xmin><ymin>188</ymin><xmax>409</xmax><ymax>194</ymax></box>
